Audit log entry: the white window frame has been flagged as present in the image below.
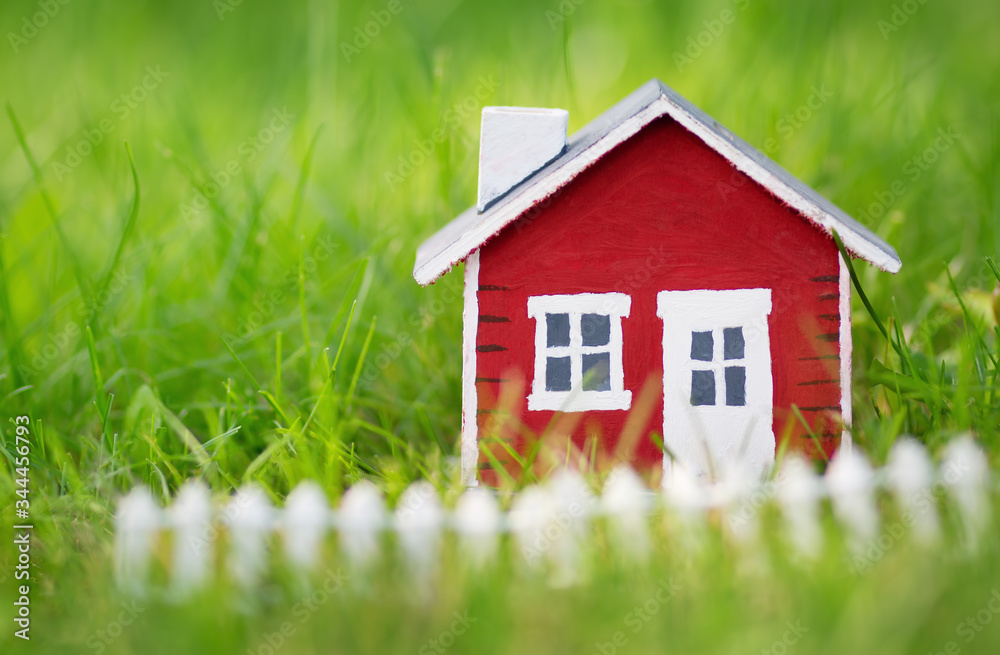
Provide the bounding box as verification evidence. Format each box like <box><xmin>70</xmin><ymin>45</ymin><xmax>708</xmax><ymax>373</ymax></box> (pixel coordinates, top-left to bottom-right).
<box><xmin>687</xmin><ymin>326</ymin><xmax>749</xmax><ymax>407</ymax></box>
<box><xmin>526</xmin><ymin>293</ymin><xmax>632</xmax><ymax>412</ymax></box>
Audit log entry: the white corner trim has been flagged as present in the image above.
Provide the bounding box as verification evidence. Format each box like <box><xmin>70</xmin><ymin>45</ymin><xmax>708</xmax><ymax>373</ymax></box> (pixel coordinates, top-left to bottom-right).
<box><xmin>461</xmin><ymin>250</ymin><xmax>480</xmax><ymax>486</ymax></box>
<box><xmin>655</xmin><ymin>96</ymin><xmax>902</xmax><ymax>275</ymax></box>
<box><xmin>838</xmin><ymin>253</ymin><xmax>854</xmax><ymax>454</ymax></box>
<box><xmin>526</xmin><ymin>293</ymin><xmax>632</xmax><ymax>412</ymax></box>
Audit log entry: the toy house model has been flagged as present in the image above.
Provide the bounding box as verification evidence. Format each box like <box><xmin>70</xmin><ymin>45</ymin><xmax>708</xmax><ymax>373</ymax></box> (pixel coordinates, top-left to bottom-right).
<box><xmin>413</xmin><ymin>79</ymin><xmax>901</xmax><ymax>486</ymax></box>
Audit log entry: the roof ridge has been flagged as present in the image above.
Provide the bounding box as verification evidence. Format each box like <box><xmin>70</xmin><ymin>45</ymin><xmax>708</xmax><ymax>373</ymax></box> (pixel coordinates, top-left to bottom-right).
<box><xmin>413</xmin><ymin>79</ymin><xmax>900</xmax><ymax>285</ymax></box>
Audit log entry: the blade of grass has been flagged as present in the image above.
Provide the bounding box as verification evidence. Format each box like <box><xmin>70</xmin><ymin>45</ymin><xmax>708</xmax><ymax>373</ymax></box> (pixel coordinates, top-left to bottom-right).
<box><xmin>85</xmin><ymin>326</ymin><xmax>107</xmax><ymax>424</ymax></box>
<box><xmin>345</xmin><ymin>316</ymin><xmax>377</xmax><ymax>412</ymax></box>
<box><xmin>6</xmin><ymin>102</ymin><xmax>91</xmax><ymax>299</ymax></box>
<box><xmin>299</xmin><ymin>238</ymin><xmax>312</xmax><ymax>382</ymax></box>
<box><xmin>288</xmin><ymin>124</ymin><xmax>324</xmax><ymax>231</ymax></box>
<box><xmin>91</xmin><ymin>142</ymin><xmax>141</xmax><ymax>331</ymax></box>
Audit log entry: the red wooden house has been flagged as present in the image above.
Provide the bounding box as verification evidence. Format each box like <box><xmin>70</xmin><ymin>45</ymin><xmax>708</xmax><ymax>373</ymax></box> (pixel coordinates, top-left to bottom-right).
<box><xmin>413</xmin><ymin>79</ymin><xmax>900</xmax><ymax>486</ymax></box>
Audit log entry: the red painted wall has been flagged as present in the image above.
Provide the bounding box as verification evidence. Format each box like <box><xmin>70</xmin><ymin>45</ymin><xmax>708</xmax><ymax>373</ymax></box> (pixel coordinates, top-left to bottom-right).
<box><xmin>474</xmin><ymin>116</ymin><xmax>842</xmax><ymax>485</ymax></box>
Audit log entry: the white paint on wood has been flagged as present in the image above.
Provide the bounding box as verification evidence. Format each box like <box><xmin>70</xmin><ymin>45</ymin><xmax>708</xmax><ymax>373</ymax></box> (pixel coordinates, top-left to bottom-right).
<box><xmin>509</xmin><ymin>485</ymin><xmax>552</xmax><ymax>571</ymax></box>
<box><xmin>395</xmin><ymin>481</ymin><xmax>445</xmax><ymax>588</ymax></box>
<box><xmin>838</xmin><ymin>253</ymin><xmax>854</xmax><ymax>453</ymax></box>
<box><xmin>461</xmin><ymin>250</ymin><xmax>480</xmax><ymax>486</ymax></box>
<box><xmin>826</xmin><ymin>448</ymin><xmax>878</xmax><ymax>553</ymax></box>
<box><xmin>602</xmin><ymin>466</ymin><xmax>651</xmax><ymax>562</ymax></box>
<box><xmin>478</xmin><ymin>107</ymin><xmax>568</xmax><ymax>212</ymax></box>
<box><xmin>114</xmin><ymin>488</ymin><xmax>161</xmax><ymax>593</ymax></box>
<box><xmin>526</xmin><ymin>293</ymin><xmax>632</xmax><ymax>412</ymax></box>
<box><xmin>414</xmin><ymin>80</ymin><xmax>901</xmax><ymax>287</ymax></box>
<box><xmin>887</xmin><ymin>438</ymin><xmax>940</xmax><ymax>544</ymax></box>
<box><xmin>776</xmin><ymin>455</ymin><xmax>823</xmax><ymax>558</ymax></box>
<box><xmin>943</xmin><ymin>436</ymin><xmax>991</xmax><ymax>548</ymax></box>
<box><xmin>168</xmin><ymin>481</ymin><xmax>212</xmax><ymax>593</ymax></box>
<box><xmin>656</xmin><ymin>288</ymin><xmax>774</xmax><ymax>481</ymax></box>
<box><xmin>283</xmin><ymin>481</ymin><xmax>329</xmax><ymax>572</ymax></box>
<box><xmin>338</xmin><ymin>481</ymin><xmax>385</xmax><ymax>572</ymax></box>
<box><xmin>454</xmin><ymin>488</ymin><xmax>502</xmax><ymax>570</ymax></box>
<box><xmin>228</xmin><ymin>486</ymin><xmax>275</xmax><ymax>587</ymax></box>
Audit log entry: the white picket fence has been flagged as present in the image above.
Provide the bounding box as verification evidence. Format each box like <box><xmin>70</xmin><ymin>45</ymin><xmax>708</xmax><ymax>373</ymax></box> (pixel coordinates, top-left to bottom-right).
<box><xmin>115</xmin><ymin>436</ymin><xmax>997</xmax><ymax>595</ymax></box>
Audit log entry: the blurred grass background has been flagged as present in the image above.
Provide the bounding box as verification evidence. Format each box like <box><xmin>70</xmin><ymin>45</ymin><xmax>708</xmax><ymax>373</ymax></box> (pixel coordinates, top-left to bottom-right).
<box><xmin>1</xmin><ymin>0</ymin><xmax>1000</xmax><ymax>652</ymax></box>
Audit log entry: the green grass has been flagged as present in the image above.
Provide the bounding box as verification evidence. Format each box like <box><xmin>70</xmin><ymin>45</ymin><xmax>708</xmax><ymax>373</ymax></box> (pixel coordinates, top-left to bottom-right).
<box><xmin>2</xmin><ymin>0</ymin><xmax>1000</xmax><ymax>652</ymax></box>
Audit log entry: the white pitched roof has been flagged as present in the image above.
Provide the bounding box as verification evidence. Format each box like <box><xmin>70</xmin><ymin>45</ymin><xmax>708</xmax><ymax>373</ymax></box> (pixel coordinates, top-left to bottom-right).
<box><xmin>413</xmin><ymin>79</ymin><xmax>901</xmax><ymax>286</ymax></box>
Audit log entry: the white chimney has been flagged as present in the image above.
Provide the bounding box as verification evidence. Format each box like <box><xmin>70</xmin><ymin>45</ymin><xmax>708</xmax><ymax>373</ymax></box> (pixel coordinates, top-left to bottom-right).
<box><xmin>477</xmin><ymin>106</ymin><xmax>568</xmax><ymax>212</ymax></box>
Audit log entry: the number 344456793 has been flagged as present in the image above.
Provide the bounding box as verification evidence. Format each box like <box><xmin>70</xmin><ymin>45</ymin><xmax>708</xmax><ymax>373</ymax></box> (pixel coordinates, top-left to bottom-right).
<box><xmin>14</xmin><ymin>416</ymin><xmax>30</xmax><ymax>505</ymax></box>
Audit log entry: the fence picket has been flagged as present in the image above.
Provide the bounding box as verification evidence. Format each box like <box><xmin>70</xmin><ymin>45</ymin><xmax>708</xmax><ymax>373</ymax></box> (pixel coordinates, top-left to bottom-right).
<box><xmin>113</xmin><ymin>446</ymin><xmax>997</xmax><ymax>595</ymax></box>
<box><xmin>943</xmin><ymin>436</ymin><xmax>991</xmax><ymax>548</ymax></box>
<box><xmin>114</xmin><ymin>487</ymin><xmax>161</xmax><ymax>593</ymax></box>
<box><xmin>168</xmin><ymin>481</ymin><xmax>212</xmax><ymax>594</ymax></box>
<box><xmin>887</xmin><ymin>438</ymin><xmax>940</xmax><ymax>544</ymax></box>
<box><xmin>826</xmin><ymin>449</ymin><xmax>879</xmax><ymax>554</ymax></box>
<box><xmin>454</xmin><ymin>488</ymin><xmax>502</xmax><ymax>571</ymax></box>
<box><xmin>229</xmin><ymin>486</ymin><xmax>275</xmax><ymax>587</ymax></box>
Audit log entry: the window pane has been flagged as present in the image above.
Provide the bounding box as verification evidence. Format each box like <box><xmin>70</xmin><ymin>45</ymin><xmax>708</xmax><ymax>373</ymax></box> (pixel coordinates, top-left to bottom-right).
<box><xmin>690</xmin><ymin>370</ymin><xmax>715</xmax><ymax>406</ymax></box>
<box><xmin>691</xmin><ymin>331</ymin><xmax>713</xmax><ymax>362</ymax></box>
<box><xmin>582</xmin><ymin>352</ymin><xmax>611</xmax><ymax>391</ymax></box>
<box><xmin>546</xmin><ymin>356</ymin><xmax>572</xmax><ymax>391</ymax></box>
<box><xmin>725</xmin><ymin>366</ymin><xmax>746</xmax><ymax>406</ymax></box>
<box><xmin>724</xmin><ymin>327</ymin><xmax>745</xmax><ymax>360</ymax></box>
<box><xmin>546</xmin><ymin>313</ymin><xmax>570</xmax><ymax>347</ymax></box>
<box><xmin>581</xmin><ymin>313</ymin><xmax>611</xmax><ymax>346</ymax></box>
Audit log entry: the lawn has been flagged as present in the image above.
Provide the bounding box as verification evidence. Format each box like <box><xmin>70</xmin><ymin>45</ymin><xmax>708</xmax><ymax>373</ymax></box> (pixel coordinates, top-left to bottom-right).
<box><xmin>1</xmin><ymin>0</ymin><xmax>1000</xmax><ymax>653</ymax></box>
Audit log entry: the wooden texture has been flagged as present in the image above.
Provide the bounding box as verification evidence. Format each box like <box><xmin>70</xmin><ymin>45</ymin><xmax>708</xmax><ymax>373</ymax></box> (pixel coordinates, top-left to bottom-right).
<box><xmin>474</xmin><ymin>116</ymin><xmax>844</xmax><ymax>485</ymax></box>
